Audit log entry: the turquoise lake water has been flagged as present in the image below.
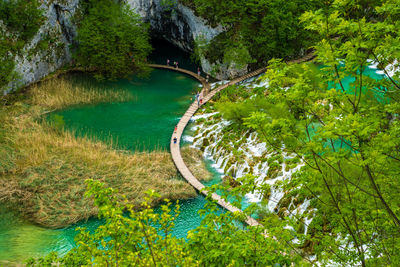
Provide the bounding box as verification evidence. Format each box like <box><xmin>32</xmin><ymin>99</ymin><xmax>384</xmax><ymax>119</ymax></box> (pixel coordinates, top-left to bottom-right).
<box><xmin>0</xmin><ymin>46</ymin><xmax>388</xmax><ymax>264</ymax></box>
<box><xmin>0</xmin><ymin>41</ymin><xmax>221</xmax><ymax>264</ymax></box>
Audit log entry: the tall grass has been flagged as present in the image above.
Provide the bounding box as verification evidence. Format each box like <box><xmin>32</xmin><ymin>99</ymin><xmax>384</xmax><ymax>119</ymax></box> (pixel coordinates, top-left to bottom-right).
<box><xmin>0</xmin><ymin>102</ymin><xmax>209</xmax><ymax>228</ymax></box>
<box><xmin>29</xmin><ymin>77</ymin><xmax>135</xmax><ymax>110</ymax></box>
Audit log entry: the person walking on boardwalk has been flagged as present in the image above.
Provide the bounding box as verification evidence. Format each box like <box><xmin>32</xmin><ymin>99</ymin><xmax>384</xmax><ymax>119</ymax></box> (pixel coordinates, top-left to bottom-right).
<box><xmin>174</xmin><ymin>125</ymin><xmax>177</xmax><ymax>133</ymax></box>
<box><xmin>195</xmin><ymin>92</ymin><xmax>200</xmax><ymax>106</ymax></box>
<box><xmin>176</xmin><ymin>61</ymin><xmax>179</xmax><ymax>69</ymax></box>
<box><xmin>206</xmin><ymin>74</ymin><xmax>209</xmax><ymax>83</ymax></box>
<box><xmin>197</xmin><ymin>67</ymin><xmax>201</xmax><ymax>76</ymax></box>
<box><xmin>173</xmin><ymin>137</ymin><xmax>177</xmax><ymax>144</ymax></box>
<box><xmin>167</xmin><ymin>59</ymin><xmax>170</xmax><ymax>66</ymax></box>
<box><xmin>199</xmin><ymin>91</ymin><xmax>203</xmax><ymax>106</ymax></box>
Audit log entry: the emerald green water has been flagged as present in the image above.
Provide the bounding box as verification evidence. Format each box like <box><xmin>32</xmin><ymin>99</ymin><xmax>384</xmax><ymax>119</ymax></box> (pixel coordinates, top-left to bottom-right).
<box><xmin>0</xmin><ymin>51</ymin><xmax>388</xmax><ymax>264</ymax></box>
<box><xmin>56</xmin><ymin>69</ymin><xmax>198</xmax><ymax>151</ymax></box>
<box><xmin>0</xmin><ymin>52</ymin><xmax>222</xmax><ymax>264</ymax></box>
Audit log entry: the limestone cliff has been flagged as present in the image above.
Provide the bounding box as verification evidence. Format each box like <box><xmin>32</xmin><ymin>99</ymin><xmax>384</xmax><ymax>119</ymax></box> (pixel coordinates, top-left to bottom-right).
<box><xmin>128</xmin><ymin>0</ymin><xmax>246</xmax><ymax>80</ymax></box>
<box><xmin>3</xmin><ymin>0</ymin><xmax>79</xmax><ymax>95</ymax></box>
<box><xmin>2</xmin><ymin>0</ymin><xmax>244</xmax><ymax>95</ymax></box>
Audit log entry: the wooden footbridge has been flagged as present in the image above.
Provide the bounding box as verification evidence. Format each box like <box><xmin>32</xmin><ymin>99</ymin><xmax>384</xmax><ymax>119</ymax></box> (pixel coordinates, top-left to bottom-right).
<box><xmin>149</xmin><ymin>53</ymin><xmax>314</xmax><ymax>227</ymax></box>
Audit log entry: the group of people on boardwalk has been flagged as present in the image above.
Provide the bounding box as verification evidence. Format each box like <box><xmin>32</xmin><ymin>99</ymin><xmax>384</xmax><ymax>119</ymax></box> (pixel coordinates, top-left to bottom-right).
<box><xmin>166</xmin><ymin>59</ymin><xmax>209</xmax><ymax>84</ymax></box>
<box><xmin>167</xmin><ymin>59</ymin><xmax>179</xmax><ymax>69</ymax></box>
<box><xmin>173</xmin><ymin>90</ymin><xmax>203</xmax><ymax>145</ymax></box>
<box><xmin>165</xmin><ymin>60</ymin><xmax>209</xmax><ymax>145</ymax></box>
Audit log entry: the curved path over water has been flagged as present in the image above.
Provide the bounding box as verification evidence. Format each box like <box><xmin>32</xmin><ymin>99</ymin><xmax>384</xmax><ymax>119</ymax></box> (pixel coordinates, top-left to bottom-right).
<box><xmin>148</xmin><ymin>64</ymin><xmax>211</xmax><ymax>94</ymax></box>
<box><xmin>149</xmin><ymin>64</ymin><xmax>265</xmax><ymax>226</ymax></box>
<box><xmin>171</xmin><ymin>68</ymin><xmax>268</xmax><ymax>226</ymax></box>
<box><xmin>150</xmin><ymin>53</ymin><xmax>314</xmax><ymax>227</ymax></box>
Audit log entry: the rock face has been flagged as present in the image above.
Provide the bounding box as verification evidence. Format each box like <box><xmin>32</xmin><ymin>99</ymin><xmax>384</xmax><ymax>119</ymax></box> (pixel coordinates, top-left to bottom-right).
<box><xmin>4</xmin><ymin>0</ymin><xmax>80</xmax><ymax>95</ymax></box>
<box><xmin>127</xmin><ymin>0</ymin><xmax>222</xmax><ymax>53</ymax></box>
<box><xmin>127</xmin><ymin>0</ymin><xmax>246</xmax><ymax>79</ymax></box>
<box><xmin>3</xmin><ymin>0</ymin><xmax>245</xmax><ymax>94</ymax></box>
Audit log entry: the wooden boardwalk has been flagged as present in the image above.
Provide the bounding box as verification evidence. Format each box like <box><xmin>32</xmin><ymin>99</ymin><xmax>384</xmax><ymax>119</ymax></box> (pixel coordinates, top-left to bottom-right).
<box><xmin>149</xmin><ymin>64</ymin><xmax>266</xmax><ymax>226</ymax></box>
<box><xmin>150</xmin><ymin>53</ymin><xmax>314</xmax><ymax>227</ymax></box>
<box><xmin>148</xmin><ymin>64</ymin><xmax>211</xmax><ymax>94</ymax></box>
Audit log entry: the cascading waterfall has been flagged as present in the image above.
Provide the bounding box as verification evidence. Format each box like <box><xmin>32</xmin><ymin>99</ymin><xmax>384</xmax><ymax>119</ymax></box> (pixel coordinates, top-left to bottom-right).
<box><xmin>187</xmin><ymin>113</ymin><xmax>312</xmax><ymax>232</ymax></box>
<box><xmin>183</xmin><ymin>77</ymin><xmax>318</xmax><ymax>238</ymax></box>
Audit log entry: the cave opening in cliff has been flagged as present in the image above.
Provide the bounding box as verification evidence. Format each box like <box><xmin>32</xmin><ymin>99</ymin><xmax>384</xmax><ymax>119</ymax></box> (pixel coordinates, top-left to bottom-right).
<box><xmin>149</xmin><ymin>37</ymin><xmax>199</xmax><ymax>73</ymax></box>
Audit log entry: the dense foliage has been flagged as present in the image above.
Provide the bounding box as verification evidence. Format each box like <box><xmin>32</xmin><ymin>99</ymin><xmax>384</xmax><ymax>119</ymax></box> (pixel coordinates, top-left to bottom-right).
<box><xmin>0</xmin><ymin>0</ymin><xmax>43</xmax><ymax>43</ymax></box>
<box><xmin>181</xmin><ymin>0</ymin><xmax>321</xmax><ymax>70</ymax></box>
<box><xmin>8</xmin><ymin>0</ymin><xmax>400</xmax><ymax>265</ymax></box>
<box><xmin>29</xmin><ymin>180</ymin><xmax>300</xmax><ymax>266</ymax></box>
<box><xmin>0</xmin><ymin>0</ymin><xmax>44</xmax><ymax>90</ymax></box>
<box><xmin>241</xmin><ymin>0</ymin><xmax>400</xmax><ymax>265</ymax></box>
<box><xmin>74</xmin><ymin>0</ymin><xmax>152</xmax><ymax>80</ymax></box>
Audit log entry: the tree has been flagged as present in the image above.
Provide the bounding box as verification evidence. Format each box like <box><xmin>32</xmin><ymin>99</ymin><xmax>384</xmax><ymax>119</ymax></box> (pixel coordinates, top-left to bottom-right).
<box><xmin>244</xmin><ymin>0</ymin><xmax>400</xmax><ymax>265</ymax></box>
<box><xmin>27</xmin><ymin>180</ymin><xmax>198</xmax><ymax>266</ymax></box>
<box><xmin>182</xmin><ymin>0</ymin><xmax>321</xmax><ymax>69</ymax></box>
<box><xmin>0</xmin><ymin>0</ymin><xmax>44</xmax><ymax>89</ymax></box>
<box><xmin>0</xmin><ymin>0</ymin><xmax>44</xmax><ymax>43</ymax></box>
<box><xmin>30</xmin><ymin>180</ymin><xmax>301</xmax><ymax>266</ymax></box>
<box><xmin>74</xmin><ymin>0</ymin><xmax>152</xmax><ymax>80</ymax></box>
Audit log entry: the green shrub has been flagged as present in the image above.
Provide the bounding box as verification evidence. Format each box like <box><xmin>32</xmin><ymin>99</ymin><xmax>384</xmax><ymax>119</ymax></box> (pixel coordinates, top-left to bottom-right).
<box><xmin>0</xmin><ymin>0</ymin><xmax>44</xmax><ymax>42</ymax></box>
<box><xmin>74</xmin><ymin>0</ymin><xmax>152</xmax><ymax>80</ymax></box>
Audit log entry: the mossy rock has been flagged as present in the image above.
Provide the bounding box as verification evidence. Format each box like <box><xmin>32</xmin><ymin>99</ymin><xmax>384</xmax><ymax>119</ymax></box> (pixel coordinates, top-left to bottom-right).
<box><xmin>277</xmin><ymin>206</ymin><xmax>288</xmax><ymax>218</ymax></box>
<box><xmin>263</xmin><ymin>189</ymin><xmax>271</xmax><ymax>201</ymax></box>
<box><xmin>229</xmin><ymin>166</ymin><xmax>236</xmax><ymax>177</ymax></box>
<box><xmin>221</xmin><ymin>157</ymin><xmax>227</xmax><ymax>169</ymax></box>
<box><xmin>224</xmin><ymin>162</ymin><xmax>232</xmax><ymax>174</ymax></box>
<box><xmin>202</xmin><ymin>129</ymin><xmax>211</xmax><ymax>137</ymax></box>
<box><xmin>222</xmin><ymin>175</ymin><xmax>241</xmax><ymax>188</ymax></box>
<box><xmin>278</xmin><ymin>194</ymin><xmax>292</xmax><ymax>211</ymax></box>
<box><xmin>285</xmin><ymin>164</ymin><xmax>290</xmax><ymax>172</ymax></box>
<box><xmin>200</xmin><ymin>138</ymin><xmax>210</xmax><ymax>151</ymax></box>
<box><xmin>267</xmin><ymin>165</ymin><xmax>281</xmax><ymax>179</ymax></box>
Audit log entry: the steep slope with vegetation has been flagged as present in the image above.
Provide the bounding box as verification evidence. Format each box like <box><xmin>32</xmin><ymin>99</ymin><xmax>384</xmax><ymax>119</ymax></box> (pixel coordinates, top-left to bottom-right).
<box><xmin>32</xmin><ymin>0</ymin><xmax>400</xmax><ymax>265</ymax></box>
<box><xmin>181</xmin><ymin>0</ymin><xmax>322</xmax><ymax>72</ymax></box>
<box><xmin>189</xmin><ymin>0</ymin><xmax>400</xmax><ymax>265</ymax></box>
<box><xmin>72</xmin><ymin>0</ymin><xmax>152</xmax><ymax>80</ymax></box>
<box><xmin>0</xmin><ymin>0</ymin><xmax>44</xmax><ymax>91</ymax></box>
<box><xmin>1</xmin><ymin>0</ymin><xmax>400</xmax><ymax>265</ymax></box>
<box><xmin>0</xmin><ymin>0</ymin><xmax>153</xmax><ymax>94</ymax></box>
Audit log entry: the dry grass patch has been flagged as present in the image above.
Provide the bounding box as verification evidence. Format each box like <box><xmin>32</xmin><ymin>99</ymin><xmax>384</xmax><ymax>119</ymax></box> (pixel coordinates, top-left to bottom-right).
<box><xmin>0</xmin><ymin>102</ymin><xmax>210</xmax><ymax>228</ymax></box>
<box><xmin>0</xmin><ymin>77</ymin><xmax>211</xmax><ymax>228</ymax></box>
<box><xmin>29</xmin><ymin>77</ymin><xmax>135</xmax><ymax>110</ymax></box>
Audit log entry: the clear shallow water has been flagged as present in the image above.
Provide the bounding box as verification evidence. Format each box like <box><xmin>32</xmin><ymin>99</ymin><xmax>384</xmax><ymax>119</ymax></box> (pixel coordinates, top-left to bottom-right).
<box><xmin>0</xmin><ymin>54</ymin><xmax>220</xmax><ymax>264</ymax></box>
<box><xmin>55</xmin><ymin>69</ymin><xmax>199</xmax><ymax>151</ymax></box>
<box><xmin>1</xmin><ymin>53</ymin><xmax>388</xmax><ymax>264</ymax></box>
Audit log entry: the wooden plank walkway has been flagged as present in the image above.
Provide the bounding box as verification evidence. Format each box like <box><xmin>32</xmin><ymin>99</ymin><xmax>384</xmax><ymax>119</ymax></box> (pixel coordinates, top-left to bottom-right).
<box><xmin>148</xmin><ymin>64</ymin><xmax>211</xmax><ymax>94</ymax></box>
<box><xmin>149</xmin><ymin>53</ymin><xmax>315</xmax><ymax>227</ymax></box>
